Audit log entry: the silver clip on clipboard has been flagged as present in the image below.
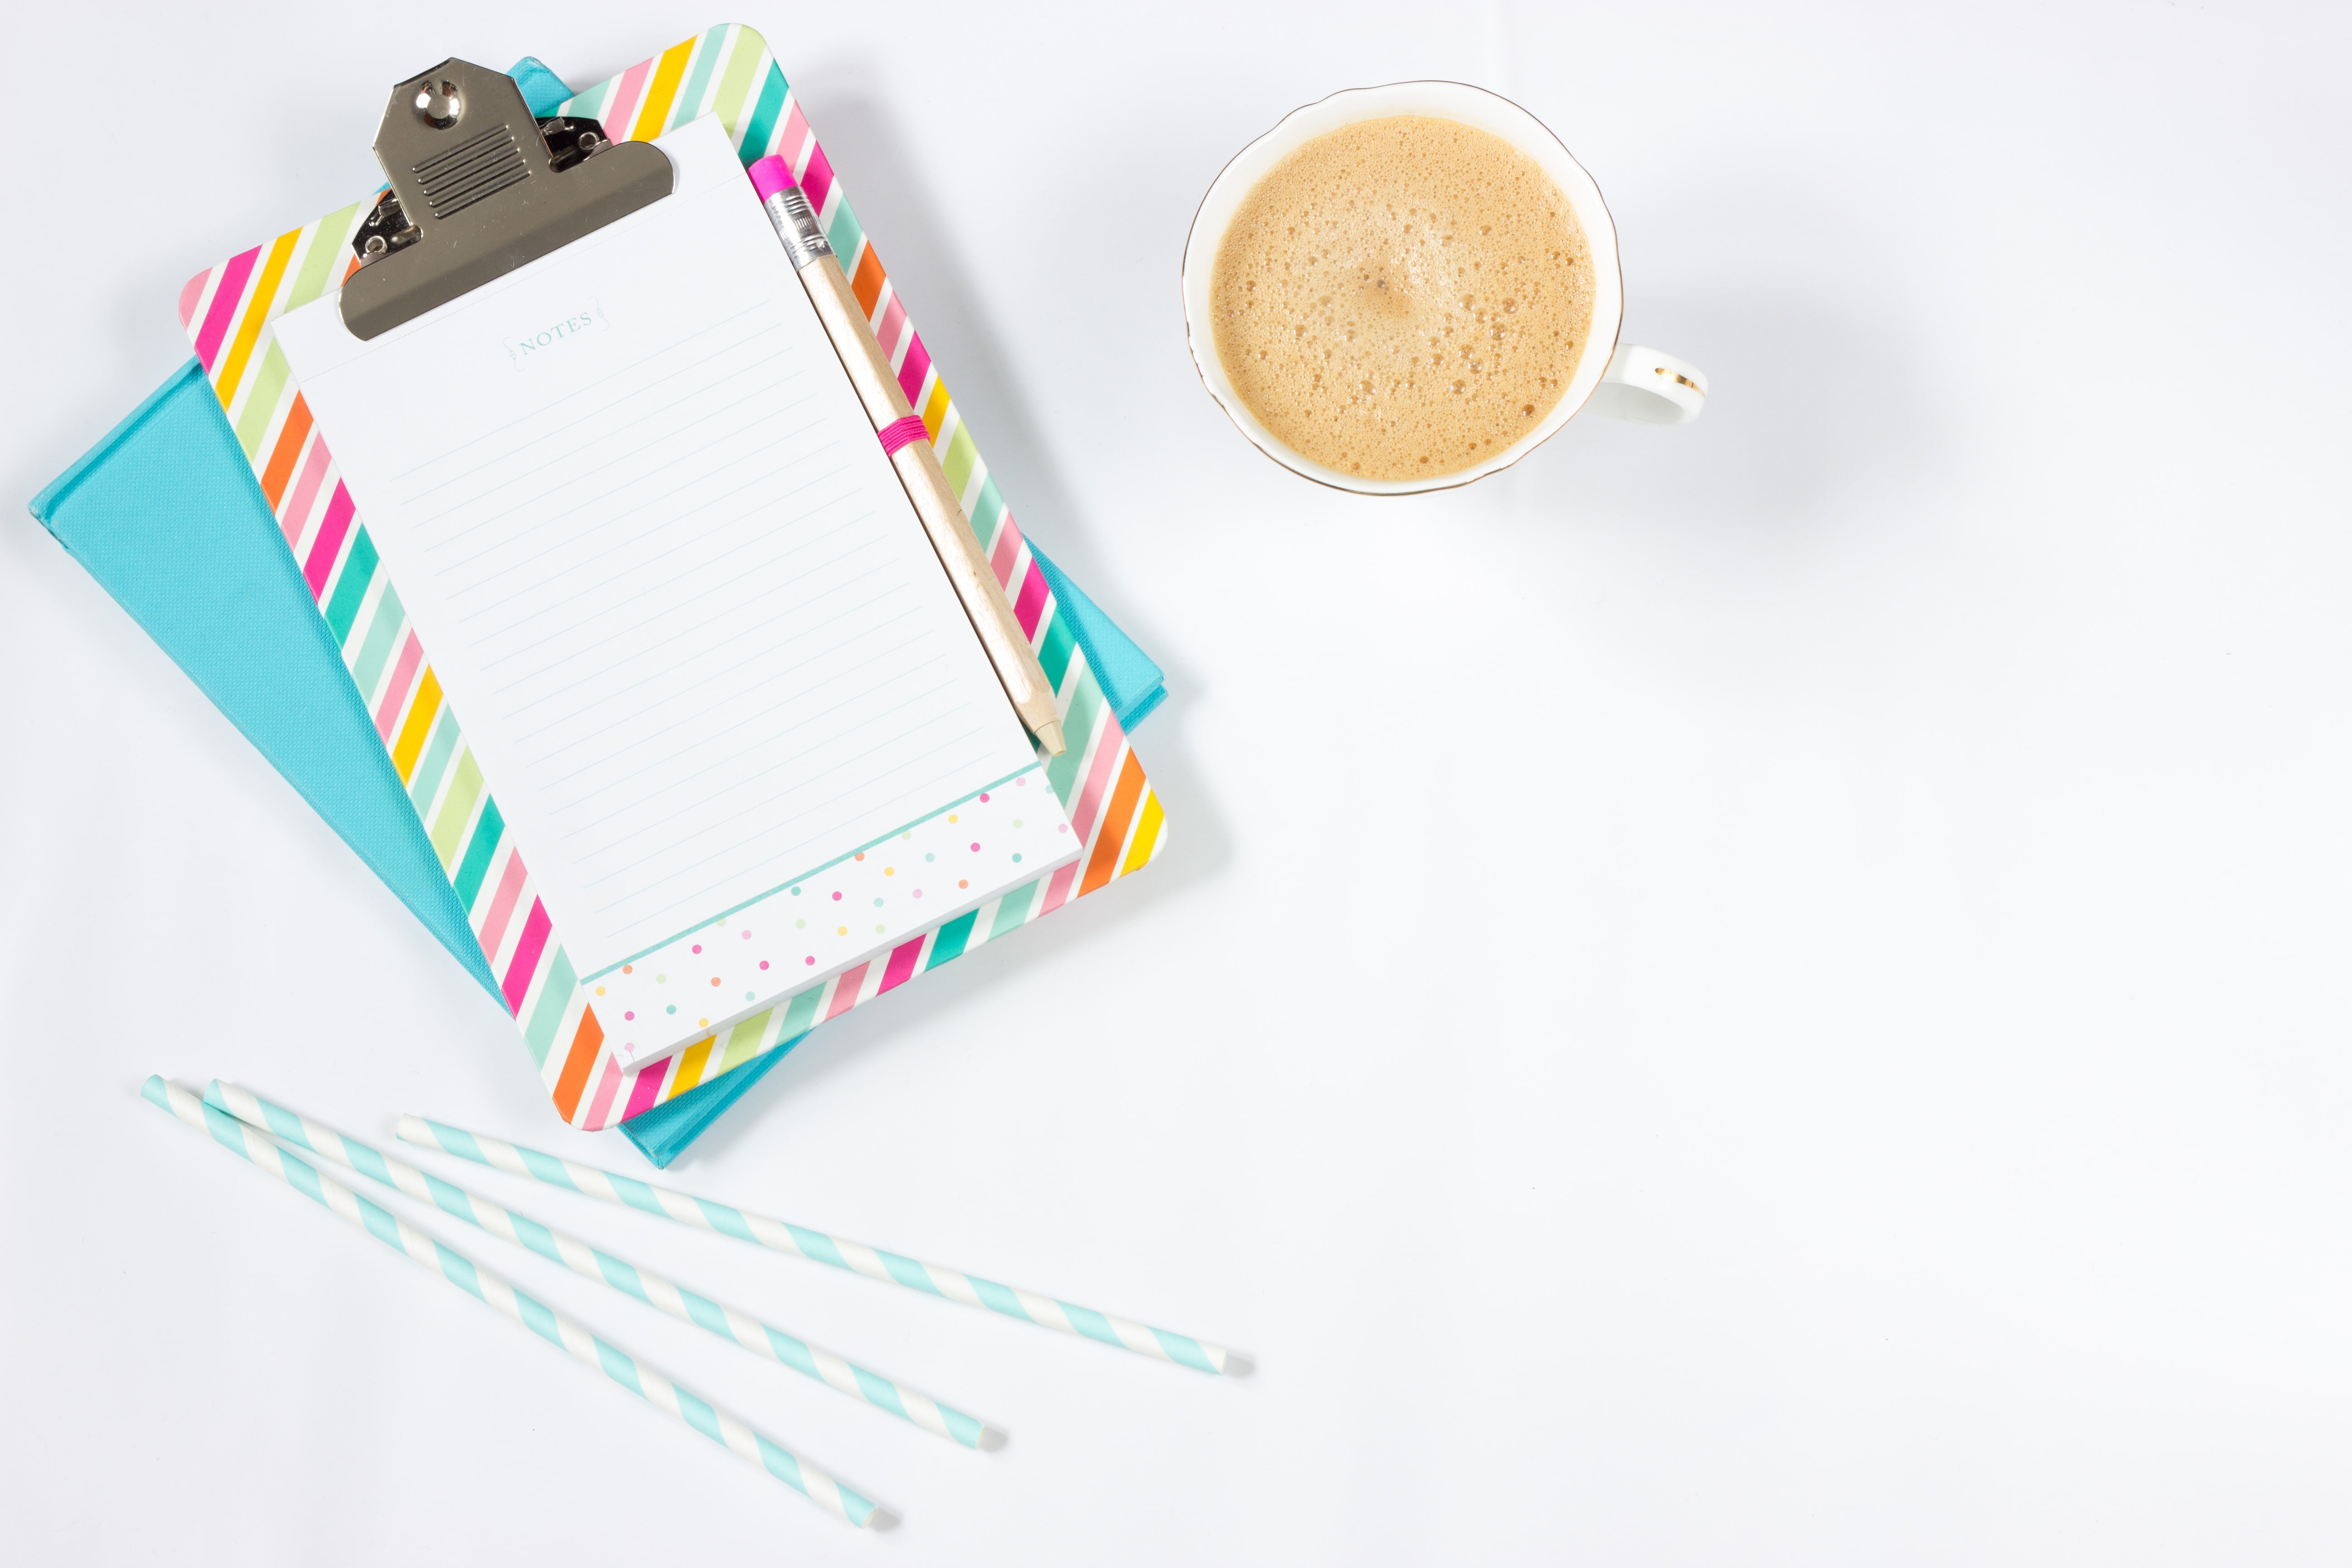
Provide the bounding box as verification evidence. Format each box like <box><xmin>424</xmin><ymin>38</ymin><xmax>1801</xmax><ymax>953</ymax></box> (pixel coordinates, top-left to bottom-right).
<box><xmin>340</xmin><ymin>58</ymin><xmax>674</xmax><ymax>339</ymax></box>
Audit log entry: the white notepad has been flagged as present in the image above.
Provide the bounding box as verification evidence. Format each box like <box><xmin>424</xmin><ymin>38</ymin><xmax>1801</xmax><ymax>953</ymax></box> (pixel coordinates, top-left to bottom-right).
<box><xmin>276</xmin><ymin>115</ymin><xmax>1077</xmax><ymax>1064</ymax></box>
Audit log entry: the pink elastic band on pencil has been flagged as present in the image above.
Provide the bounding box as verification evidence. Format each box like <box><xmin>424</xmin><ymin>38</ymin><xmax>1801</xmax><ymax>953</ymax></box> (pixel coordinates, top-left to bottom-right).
<box><xmin>877</xmin><ymin>416</ymin><xmax>931</xmax><ymax>456</ymax></box>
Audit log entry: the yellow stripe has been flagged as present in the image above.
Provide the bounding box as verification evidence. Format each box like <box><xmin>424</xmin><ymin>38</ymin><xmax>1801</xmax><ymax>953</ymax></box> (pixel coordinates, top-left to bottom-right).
<box><xmin>921</xmin><ymin>378</ymin><xmax>952</xmax><ymax>440</ymax></box>
<box><xmin>214</xmin><ymin>227</ymin><xmax>301</xmax><ymax>410</ymax></box>
<box><xmin>631</xmin><ymin>37</ymin><xmax>698</xmax><ymax>138</ymax></box>
<box><xmin>666</xmin><ymin>1037</ymin><xmax>714</xmax><ymax>1098</ymax></box>
<box><xmin>1118</xmin><ymin>789</ymin><xmax>1166</xmax><ymax>876</ymax></box>
<box><xmin>391</xmin><ymin>669</ymin><xmax>442</xmax><ymax>780</ymax></box>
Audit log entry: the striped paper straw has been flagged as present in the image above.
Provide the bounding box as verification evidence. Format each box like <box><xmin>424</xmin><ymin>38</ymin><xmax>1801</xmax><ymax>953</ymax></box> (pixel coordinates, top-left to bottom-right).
<box><xmin>206</xmin><ymin>1082</ymin><xmax>999</xmax><ymax>1450</ymax></box>
<box><xmin>140</xmin><ymin>1078</ymin><xmax>890</xmax><ymax>1529</ymax></box>
<box><xmin>399</xmin><ymin>1115</ymin><xmax>1250</xmax><ymax>1377</ymax></box>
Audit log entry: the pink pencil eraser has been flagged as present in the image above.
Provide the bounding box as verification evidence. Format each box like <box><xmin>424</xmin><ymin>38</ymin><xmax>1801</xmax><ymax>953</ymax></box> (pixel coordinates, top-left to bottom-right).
<box><xmin>747</xmin><ymin>155</ymin><xmax>797</xmax><ymax>202</ymax></box>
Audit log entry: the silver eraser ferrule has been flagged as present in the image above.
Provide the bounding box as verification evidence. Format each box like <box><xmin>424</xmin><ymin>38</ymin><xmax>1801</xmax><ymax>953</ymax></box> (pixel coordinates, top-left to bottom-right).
<box><xmin>760</xmin><ymin>188</ymin><xmax>834</xmax><ymax>270</ymax></box>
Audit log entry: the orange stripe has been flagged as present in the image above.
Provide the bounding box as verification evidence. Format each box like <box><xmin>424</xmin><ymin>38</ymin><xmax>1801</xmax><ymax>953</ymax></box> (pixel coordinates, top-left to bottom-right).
<box><xmin>921</xmin><ymin>379</ymin><xmax>952</xmax><ymax>439</ymax></box>
<box><xmin>391</xmin><ymin>669</ymin><xmax>441</xmax><ymax>780</ymax></box>
<box><xmin>630</xmin><ymin>37</ymin><xmax>697</xmax><ymax>138</ymax></box>
<box><xmin>1117</xmin><ymin>789</ymin><xmax>1165</xmax><ymax>877</ymax></box>
<box><xmin>214</xmin><ymin>227</ymin><xmax>301</xmax><ymax>408</ymax></box>
<box><xmin>850</xmin><ymin>246</ymin><xmax>887</xmax><ymax>316</ymax></box>
<box><xmin>666</xmin><ymin>1036</ymin><xmax>714</xmax><ymax>1098</ymax></box>
<box><xmin>551</xmin><ymin>1006</ymin><xmax>606</xmax><ymax>1121</ymax></box>
<box><xmin>257</xmin><ymin>394</ymin><xmax>315</xmax><ymax>510</ymax></box>
<box><xmin>1079</xmin><ymin>752</ymin><xmax>1149</xmax><ymax>895</ymax></box>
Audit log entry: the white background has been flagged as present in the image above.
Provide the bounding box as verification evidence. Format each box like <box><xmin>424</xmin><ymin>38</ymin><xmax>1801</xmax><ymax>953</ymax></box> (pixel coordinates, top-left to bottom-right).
<box><xmin>3</xmin><ymin>3</ymin><xmax>2347</xmax><ymax>1563</ymax></box>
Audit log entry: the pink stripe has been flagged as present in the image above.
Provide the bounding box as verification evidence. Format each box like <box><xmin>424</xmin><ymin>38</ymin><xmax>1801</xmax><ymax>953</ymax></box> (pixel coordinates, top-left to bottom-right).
<box><xmin>499</xmin><ymin>899</ymin><xmax>553</xmax><ymax>1014</ymax></box>
<box><xmin>476</xmin><ymin>850</ymin><xmax>529</xmax><ymax>960</ymax></box>
<box><xmin>193</xmin><ymin>247</ymin><xmax>259</xmax><ymax>371</ymax></box>
<box><xmin>872</xmin><ymin>292</ymin><xmax>908</xmax><ymax>356</ymax></box>
<box><xmin>621</xmin><ymin>1061</ymin><xmax>670</xmax><ymax>1120</ymax></box>
<box><xmin>177</xmin><ymin>271</ymin><xmax>207</xmax><ymax>331</ymax></box>
<box><xmin>373</xmin><ymin>632</ymin><xmax>423</xmax><ymax>738</ymax></box>
<box><xmin>779</xmin><ymin>103</ymin><xmax>811</xmax><ymax>169</ymax></box>
<box><xmin>989</xmin><ymin>516</ymin><xmax>1023</xmax><ymax>588</ymax></box>
<box><xmin>1011</xmin><ymin>559</ymin><xmax>1050</xmax><ymax>637</ymax></box>
<box><xmin>1039</xmin><ymin>858</ymin><xmax>1083</xmax><ymax>916</ymax></box>
<box><xmin>582</xmin><ymin>1056</ymin><xmax>627</xmax><ymax>1129</ymax></box>
<box><xmin>301</xmin><ymin>482</ymin><xmax>356</xmax><ymax>598</ymax></box>
<box><xmin>280</xmin><ymin>439</ymin><xmax>332</xmax><ymax>544</ymax></box>
<box><xmin>799</xmin><ymin>142</ymin><xmax>836</xmax><ymax>216</ymax></box>
<box><xmin>603</xmin><ymin>61</ymin><xmax>653</xmax><ymax>143</ymax></box>
<box><xmin>895</xmin><ymin>334</ymin><xmax>932</xmax><ymax>407</ymax></box>
<box><xmin>824</xmin><ymin>963</ymin><xmax>869</xmax><ymax>1020</ymax></box>
<box><xmin>1068</xmin><ymin>726</ymin><xmax>1130</xmax><ymax>843</ymax></box>
<box><xmin>877</xmin><ymin>937</ymin><xmax>926</xmax><ymax>993</ymax></box>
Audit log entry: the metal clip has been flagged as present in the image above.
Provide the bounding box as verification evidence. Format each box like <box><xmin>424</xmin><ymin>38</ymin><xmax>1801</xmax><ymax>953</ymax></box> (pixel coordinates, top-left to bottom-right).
<box><xmin>338</xmin><ymin>59</ymin><xmax>673</xmax><ymax>340</ymax></box>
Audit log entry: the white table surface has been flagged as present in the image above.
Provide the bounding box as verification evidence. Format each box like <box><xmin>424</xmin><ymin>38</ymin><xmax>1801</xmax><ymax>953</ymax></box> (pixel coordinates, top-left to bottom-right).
<box><xmin>5</xmin><ymin>3</ymin><xmax>2348</xmax><ymax>1563</ymax></box>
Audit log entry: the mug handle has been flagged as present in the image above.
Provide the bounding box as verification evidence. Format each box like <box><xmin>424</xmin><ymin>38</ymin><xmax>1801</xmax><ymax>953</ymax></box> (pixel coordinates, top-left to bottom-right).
<box><xmin>1585</xmin><ymin>345</ymin><xmax>1708</xmax><ymax>424</ymax></box>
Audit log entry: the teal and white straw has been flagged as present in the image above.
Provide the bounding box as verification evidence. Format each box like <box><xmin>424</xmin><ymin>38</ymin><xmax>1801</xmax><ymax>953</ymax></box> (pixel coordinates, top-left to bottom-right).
<box><xmin>207</xmin><ymin>1082</ymin><xmax>1000</xmax><ymax>1450</ymax></box>
<box><xmin>140</xmin><ymin>1078</ymin><xmax>891</xmax><ymax>1529</ymax></box>
<box><xmin>399</xmin><ymin>1114</ymin><xmax>1250</xmax><ymax>1377</ymax></box>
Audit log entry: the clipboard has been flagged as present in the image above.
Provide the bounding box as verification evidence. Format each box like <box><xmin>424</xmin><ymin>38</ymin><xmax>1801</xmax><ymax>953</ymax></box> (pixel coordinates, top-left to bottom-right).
<box><xmin>175</xmin><ymin>25</ymin><xmax>1167</xmax><ymax>1130</ymax></box>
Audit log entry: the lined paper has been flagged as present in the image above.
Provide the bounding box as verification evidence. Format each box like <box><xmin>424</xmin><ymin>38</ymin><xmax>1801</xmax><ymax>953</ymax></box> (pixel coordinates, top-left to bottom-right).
<box><xmin>276</xmin><ymin>116</ymin><xmax>1043</xmax><ymax>971</ymax></box>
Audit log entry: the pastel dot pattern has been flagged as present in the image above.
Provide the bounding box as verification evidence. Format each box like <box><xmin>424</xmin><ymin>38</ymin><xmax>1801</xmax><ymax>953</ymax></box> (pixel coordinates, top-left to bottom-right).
<box><xmin>596</xmin><ymin>770</ymin><xmax>1077</xmax><ymax>1061</ymax></box>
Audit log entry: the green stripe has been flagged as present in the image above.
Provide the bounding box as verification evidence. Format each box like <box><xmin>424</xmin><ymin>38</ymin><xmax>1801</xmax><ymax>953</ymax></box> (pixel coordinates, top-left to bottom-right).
<box><xmin>989</xmin><ymin>882</ymin><xmax>1039</xmax><ymax>940</ymax></box>
<box><xmin>348</xmin><ymin>580</ymin><xmax>405</xmax><ymax>694</ymax></box>
<box><xmin>451</xmin><ymin>795</ymin><xmax>505</xmax><ymax>910</ymax></box>
<box><xmin>1036</xmin><ymin>607</ymin><xmax>1077</xmax><ymax>695</ymax></box>
<box><xmin>738</xmin><ymin>70</ymin><xmax>787</xmax><ymax>161</ymax></box>
<box><xmin>823</xmin><ymin>201</ymin><xmax>865</xmax><ymax>272</ymax></box>
<box><xmin>711</xmin><ymin>27</ymin><xmax>765</xmax><ymax>139</ymax></box>
<box><xmin>780</xmin><ymin>983</ymin><xmax>824</xmax><ymax>1036</ymax></box>
<box><xmin>233</xmin><ymin>345</ymin><xmax>291</xmax><ymax>458</ymax></box>
<box><xmin>939</xmin><ymin>421</ymin><xmax>981</xmax><ymax>503</ymax></box>
<box><xmin>429</xmin><ymin>750</ymin><xmax>485</xmax><ymax>868</ymax></box>
<box><xmin>286</xmin><ymin>207</ymin><xmax>361</xmax><ymax>310</ymax></box>
<box><xmin>323</xmin><ymin>529</ymin><xmax>379</xmax><ymax>645</ymax></box>
<box><xmin>521</xmin><ymin>949</ymin><xmax>578</xmax><ymax>1067</ymax></box>
<box><xmin>674</xmin><ymin>26</ymin><xmax>727</xmax><ymax>127</ymax></box>
<box><xmin>1045</xmin><ymin>673</ymin><xmax>1103</xmax><ymax>799</ymax></box>
<box><xmin>715</xmin><ymin>1014</ymin><xmax>769</xmax><ymax>1074</ymax></box>
<box><xmin>967</xmin><ymin>474</ymin><xmax>1006</xmax><ymax>553</ymax></box>
<box><xmin>407</xmin><ymin>706</ymin><xmax>463</xmax><ymax>814</ymax></box>
<box><xmin>561</xmin><ymin>78</ymin><xmax>611</xmax><ymax>121</ymax></box>
<box><xmin>926</xmin><ymin>910</ymin><xmax>978</xmax><ymax>967</ymax></box>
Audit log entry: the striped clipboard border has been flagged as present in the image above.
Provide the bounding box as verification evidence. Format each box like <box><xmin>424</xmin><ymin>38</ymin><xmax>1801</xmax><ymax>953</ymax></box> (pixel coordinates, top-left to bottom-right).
<box><xmin>176</xmin><ymin>24</ymin><xmax>1165</xmax><ymax>1129</ymax></box>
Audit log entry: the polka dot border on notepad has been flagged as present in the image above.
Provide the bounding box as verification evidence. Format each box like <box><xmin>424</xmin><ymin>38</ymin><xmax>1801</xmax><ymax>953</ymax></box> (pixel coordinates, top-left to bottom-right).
<box><xmin>598</xmin><ymin>767</ymin><xmax>1074</xmax><ymax>1062</ymax></box>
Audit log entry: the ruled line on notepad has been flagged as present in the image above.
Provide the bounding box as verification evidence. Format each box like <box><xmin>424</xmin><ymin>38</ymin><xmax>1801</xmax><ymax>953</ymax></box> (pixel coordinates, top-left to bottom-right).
<box><xmin>435</xmin><ymin>395</ymin><xmax>827</xmax><ymax>578</ymax></box>
<box><xmin>452</xmin><ymin>467</ymin><xmax>855</xmax><ymax>632</ymax></box>
<box><xmin>522</xmin><ymin>595</ymin><xmax>916</xmax><ymax>779</ymax></box>
<box><xmin>470</xmin><ymin>508</ymin><xmax>879</xmax><ymax>676</ymax></box>
<box><xmin>561</xmin><ymin>672</ymin><xmax>964</xmax><ymax>855</ymax></box>
<box><xmin>414</xmin><ymin>366</ymin><xmax>819</xmax><ymax>542</ymax></box>
<box><xmin>585</xmin><ymin>723</ymin><xmax>990</xmax><ymax>905</ymax></box>
<box><xmin>386</xmin><ymin>304</ymin><xmax>769</xmax><ymax>488</ymax></box>
<box><xmin>515</xmin><ymin>580</ymin><xmax>917</xmax><ymax>747</ymax></box>
<box><xmin>525</xmin><ymin>578</ymin><xmax>911</xmax><ymax>780</ymax></box>
<box><xmin>608</xmin><ymin>744</ymin><xmax>1003</xmax><ymax>930</ymax></box>
<box><xmin>546</xmin><ymin>643</ymin><xmax>936</xmax><ymax>838</ymax></box>
<box><xmin>446</xmin><ymin>413</ymin><xmax>836</xmax><ymax>596</ymax></box>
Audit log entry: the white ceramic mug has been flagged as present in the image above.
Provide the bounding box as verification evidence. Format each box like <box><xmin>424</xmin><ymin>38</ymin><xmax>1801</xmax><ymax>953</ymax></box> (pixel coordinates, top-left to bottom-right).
<box><xmin>1181</xmin><ymin>81</ymin><xmax>1706</xmax><ymax>495</ymax></box>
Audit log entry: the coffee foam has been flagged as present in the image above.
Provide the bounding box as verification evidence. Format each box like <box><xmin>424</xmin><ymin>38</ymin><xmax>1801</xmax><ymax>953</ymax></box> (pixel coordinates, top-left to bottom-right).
<box><xmin>1210</xmin><ymin>115</ymin><xmax>1595</xmax><ymax>482</ymax></box>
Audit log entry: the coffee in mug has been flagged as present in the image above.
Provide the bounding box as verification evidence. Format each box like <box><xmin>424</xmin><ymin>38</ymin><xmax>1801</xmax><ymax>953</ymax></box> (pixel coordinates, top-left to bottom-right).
<box><xmin>1209</xmin><ymin>116</ymin><xmax>1597</xmax><ymax>481</ymax></box>
<box><xmin>1181</xmin><ymin>82</ymin><xmax>1707</xmax><ymax>495</ymax></box>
